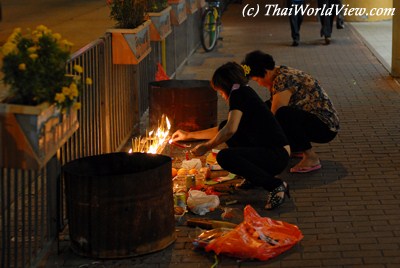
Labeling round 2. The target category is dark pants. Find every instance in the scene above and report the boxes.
[318,0,336,38]
[336,0,344,27]
[275,106,337,152]
[216,121,289,191]
[288,0,304,42]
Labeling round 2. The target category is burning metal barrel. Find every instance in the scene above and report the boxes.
[63,152,175,258]
[149,80,218,132]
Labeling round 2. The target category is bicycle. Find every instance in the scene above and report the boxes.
[200,0,223,52]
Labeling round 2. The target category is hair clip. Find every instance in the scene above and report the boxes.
[241,64,251,76]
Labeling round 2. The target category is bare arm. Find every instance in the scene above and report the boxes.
[191,110,243,156]
[171,127,218,142]
[271,89,292,114]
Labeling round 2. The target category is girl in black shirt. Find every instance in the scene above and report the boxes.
[171,62,290,210]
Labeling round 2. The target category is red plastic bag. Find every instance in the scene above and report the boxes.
[155,62,169,81]
[205,205,303,261]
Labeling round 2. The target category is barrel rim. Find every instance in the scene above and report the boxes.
[149,79,212,89]
[62,152,172,177]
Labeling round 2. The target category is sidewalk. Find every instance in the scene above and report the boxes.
[349,19,393,72]
[3,0,400,267]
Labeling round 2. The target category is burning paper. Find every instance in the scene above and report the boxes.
[130,115,171,154]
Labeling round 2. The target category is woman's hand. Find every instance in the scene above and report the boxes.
[190,143,210,157]
[171,130,189,142]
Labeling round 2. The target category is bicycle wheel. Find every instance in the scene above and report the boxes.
[200,8,220,52]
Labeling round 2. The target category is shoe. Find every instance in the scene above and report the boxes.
[235,179,254,190]
[325,37,331,45]
[337,21,344,29]
[337,24,344,29]
[265,182,290,210]
[290,164,322,173]
[292,40,299,47]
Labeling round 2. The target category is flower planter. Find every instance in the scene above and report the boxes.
[186,0,198,14]
[148,6,173,41]
[107,20,152,65]
[0,102,79,170]
[168,0,187,25]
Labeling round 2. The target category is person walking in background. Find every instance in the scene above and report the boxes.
[318,0,344,44]
[171,62,291,210]
[242,50,340,173]
[318,0,334,44]
[288,0,304,46]
[336,0,345,29]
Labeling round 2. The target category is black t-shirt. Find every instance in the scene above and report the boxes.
[229,85,288,148]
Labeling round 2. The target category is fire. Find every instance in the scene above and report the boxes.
[130,115,171,154]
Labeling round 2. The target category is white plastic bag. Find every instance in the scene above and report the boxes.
[182,158,202,170]
[187,190,220,215]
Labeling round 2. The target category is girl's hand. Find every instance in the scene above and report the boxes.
[190,143,210,156]
[171,130,189,142]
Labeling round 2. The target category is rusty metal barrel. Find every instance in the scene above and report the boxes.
[63,152,175,259]
[149,80,218,132]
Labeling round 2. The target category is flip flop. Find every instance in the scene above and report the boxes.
[290,164,322,173]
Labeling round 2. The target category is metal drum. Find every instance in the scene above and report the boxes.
[149,80,218,132]
[63,152,175,258]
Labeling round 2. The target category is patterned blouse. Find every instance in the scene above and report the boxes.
[272,66,340,132]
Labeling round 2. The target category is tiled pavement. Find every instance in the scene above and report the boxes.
[349,20,393,72]
[11,0,400,267]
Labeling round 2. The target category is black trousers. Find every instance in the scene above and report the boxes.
[288,0,304,42]
[216,121,289,191]
[318,0,336,38]
[318,0,344,37]
[275,106,337,152]
[336,0,344,26]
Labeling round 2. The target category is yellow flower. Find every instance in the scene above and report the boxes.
[69,82,78,91]
[35,33,43,39]
[18,63,26,71]
[29,53,38,60]
[73,65,83,73]
[69,83,79,99]
[52,33,62,41]
[60,39,74,48]
[1,42,17,55]
[86,77,93,85]
[2,25,81,110]
[55,93,66,103]
[27,46,37,54]
[7,28,21,43]
[36,25,48,33]
[72,102,81,111]
[13,27,22,34]
[62,86,71,96]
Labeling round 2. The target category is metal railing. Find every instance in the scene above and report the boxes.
[0,8,202,267]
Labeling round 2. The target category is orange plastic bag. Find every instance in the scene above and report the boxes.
[205,205,303,261]
[155,62,169,81]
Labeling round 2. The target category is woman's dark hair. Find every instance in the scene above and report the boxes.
[242,50,275,78]
[211,62,249,96]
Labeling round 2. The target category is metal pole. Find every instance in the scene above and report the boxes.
[392,0,400,77]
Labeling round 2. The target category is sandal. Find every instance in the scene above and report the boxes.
[290,164,321,173]
[265,182,290,210]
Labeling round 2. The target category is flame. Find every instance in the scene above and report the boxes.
[131,114,171,154]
